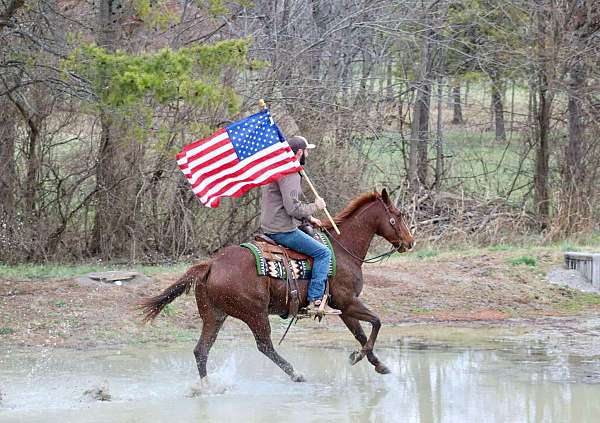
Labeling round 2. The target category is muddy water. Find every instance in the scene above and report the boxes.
[1,324,600,423]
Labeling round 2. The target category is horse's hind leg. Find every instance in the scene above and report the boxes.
[245,314,305,382]
[194,305,227,379]
[340,315,390,374]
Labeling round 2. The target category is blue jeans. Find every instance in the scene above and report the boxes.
[267,229,332,302]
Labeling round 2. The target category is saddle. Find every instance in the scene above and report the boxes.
[240,230,336,319]
[254,234,312,262]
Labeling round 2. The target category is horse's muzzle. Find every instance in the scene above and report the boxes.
[396,240,414,253]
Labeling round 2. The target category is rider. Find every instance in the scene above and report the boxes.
[260,135,341,316]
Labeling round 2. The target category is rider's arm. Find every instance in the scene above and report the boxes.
[277,173,317,219]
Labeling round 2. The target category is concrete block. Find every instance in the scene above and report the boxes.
[565,252,600,289]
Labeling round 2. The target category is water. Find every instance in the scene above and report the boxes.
[1,327,600,423]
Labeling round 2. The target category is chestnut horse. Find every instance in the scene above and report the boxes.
[139,188,414,382]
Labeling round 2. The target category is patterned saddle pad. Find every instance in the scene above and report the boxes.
[240,232,336,280]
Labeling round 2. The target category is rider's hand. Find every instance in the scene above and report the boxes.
[315,197,326,210]
[310,217,323,227]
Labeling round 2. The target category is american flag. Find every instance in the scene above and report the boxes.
[176,109,301,207]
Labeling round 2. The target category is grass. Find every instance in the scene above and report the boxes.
[0,262,192,281]
[0,327,16,335]
[362,125,534,204]
[487,244,512,252]
[557,291,600,312]
[162,303,176,317]
[510,256,537,266]
[559,241,581,252]
[414,249,440,259]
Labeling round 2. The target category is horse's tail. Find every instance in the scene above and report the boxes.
[138,261,211,323]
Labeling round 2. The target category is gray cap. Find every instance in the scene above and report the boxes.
[288,135,316,153]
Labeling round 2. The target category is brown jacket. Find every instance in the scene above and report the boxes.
[260,172,317,233]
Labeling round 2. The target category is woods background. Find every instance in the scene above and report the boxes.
[0,0,599,263]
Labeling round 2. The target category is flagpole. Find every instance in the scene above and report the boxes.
[258,99,341,235]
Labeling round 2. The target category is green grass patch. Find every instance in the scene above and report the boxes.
[510,256,537,267]
[410,307,431,314]
[363,127,534,204]
[487,244,512,252]
[558,292,600,312]
[0,262,192,281]
[414,249,439,259]
[559,241,580,252]
[0,327,16,335]
[54,300,67,308]
[162,303,176,317]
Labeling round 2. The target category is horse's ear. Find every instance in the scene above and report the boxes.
[381,188,391,205]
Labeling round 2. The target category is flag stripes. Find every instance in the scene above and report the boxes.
[176,110,301,207]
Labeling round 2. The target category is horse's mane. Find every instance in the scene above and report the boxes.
[322,191,380,229]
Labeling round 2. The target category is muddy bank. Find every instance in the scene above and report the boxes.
[1,248,599,350]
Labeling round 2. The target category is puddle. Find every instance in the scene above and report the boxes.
[1,324,600,422]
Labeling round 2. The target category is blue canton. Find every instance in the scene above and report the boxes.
[227,110,286,161]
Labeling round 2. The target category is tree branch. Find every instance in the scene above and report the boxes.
[0,0,25,30]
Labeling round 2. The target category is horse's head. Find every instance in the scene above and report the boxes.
[374,188,414,253]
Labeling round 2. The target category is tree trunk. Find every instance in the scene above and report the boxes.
[565,61,585,187]
[409,76,432,191]
[90,0,137,258]
[451,82,463,124]
[435,77,444,187]
[533,75,552,224]
[561,59,586,232]
[0,95,16,219]
[491,77,506,142]
[532,2,555,227]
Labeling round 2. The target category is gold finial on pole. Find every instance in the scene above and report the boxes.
[258,98,267,109]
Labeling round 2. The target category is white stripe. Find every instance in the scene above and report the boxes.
[196,146,295,201]
[193,144,294,196]
[204,160,299,206]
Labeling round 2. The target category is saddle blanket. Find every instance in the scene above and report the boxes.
[240,232,336,280]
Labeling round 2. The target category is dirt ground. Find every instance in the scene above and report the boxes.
[1,248,599,350]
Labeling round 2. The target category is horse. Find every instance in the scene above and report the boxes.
[138,188,414,382]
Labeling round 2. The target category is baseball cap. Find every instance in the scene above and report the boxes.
[288,135,316,153]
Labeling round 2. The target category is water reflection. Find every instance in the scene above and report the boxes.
[1,339,599,422]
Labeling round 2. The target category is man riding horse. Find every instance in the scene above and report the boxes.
[260,135,341,316]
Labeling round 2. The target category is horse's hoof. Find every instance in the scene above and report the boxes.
[375,364,391,374]
[291,372,306,382]
[349,350,364,366]
[188,377,228,396]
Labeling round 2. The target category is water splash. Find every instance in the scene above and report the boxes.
[81,382,112,402]
[188,353,237,397]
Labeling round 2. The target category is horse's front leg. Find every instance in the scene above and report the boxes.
[341,298,383,367]
[340,314,390,374]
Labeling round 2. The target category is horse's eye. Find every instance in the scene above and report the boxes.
[389,218,396,225]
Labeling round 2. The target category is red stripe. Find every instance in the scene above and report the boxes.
[205,163,302,207]
[202,155,300,203]
[193,147,293,195]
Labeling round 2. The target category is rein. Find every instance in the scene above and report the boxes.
[324,226,397,264]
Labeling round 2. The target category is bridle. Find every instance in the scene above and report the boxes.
[323,197,411,264]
